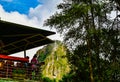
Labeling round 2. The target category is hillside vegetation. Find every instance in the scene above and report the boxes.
[37,40,70,81]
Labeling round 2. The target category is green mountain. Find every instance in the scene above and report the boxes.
[36,40,70,81]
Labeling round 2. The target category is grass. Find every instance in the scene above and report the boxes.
[0,78,40,82]
[0,78,18,82]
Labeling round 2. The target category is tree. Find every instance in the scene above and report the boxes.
[44,0,120,82]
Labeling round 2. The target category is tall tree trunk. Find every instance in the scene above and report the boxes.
[89,0,102,81]
[85,11,94,81]
[87,38,94,82]
[94,33,103,81]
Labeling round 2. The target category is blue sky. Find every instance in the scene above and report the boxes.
[0,0,41,14]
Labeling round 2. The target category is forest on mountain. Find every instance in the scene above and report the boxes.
[37,41,70,82]
[43,0,120,82]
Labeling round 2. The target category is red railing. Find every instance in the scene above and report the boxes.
[0,60,42,80]
[0,54,42,80]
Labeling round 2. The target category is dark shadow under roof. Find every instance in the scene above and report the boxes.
[0,20,55,55]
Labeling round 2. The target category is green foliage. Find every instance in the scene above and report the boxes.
[38,43,54,61]
[59,73,75,82]
[13,69,25,74]
[37,41,70,81]
[42,77,57,82]
[0,79,15,82]
[44,0,120,82]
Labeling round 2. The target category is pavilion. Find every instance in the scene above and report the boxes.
[0,20,55,57]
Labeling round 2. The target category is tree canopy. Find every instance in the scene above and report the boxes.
[44,0,120,82]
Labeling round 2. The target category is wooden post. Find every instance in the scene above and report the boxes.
[24,50,26,58]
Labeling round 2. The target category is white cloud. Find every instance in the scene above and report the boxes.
[28,0,63,41]
[0,5,39,27]
[0,0,63,59]
[29,0,63,27]
[0,0,63,30]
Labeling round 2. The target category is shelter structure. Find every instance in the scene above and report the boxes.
[0,20,55,80]
[0,20,55,57]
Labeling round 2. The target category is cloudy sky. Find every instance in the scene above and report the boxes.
[0,0,63,60]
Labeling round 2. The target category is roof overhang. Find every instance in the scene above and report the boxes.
[0,20,55,55]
